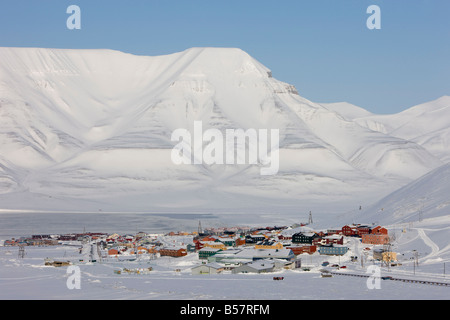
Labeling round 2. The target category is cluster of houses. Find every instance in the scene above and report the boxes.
[102,232,195,258]
[2,232,108,247]
[188,223,391,274]
[1,221,392,274]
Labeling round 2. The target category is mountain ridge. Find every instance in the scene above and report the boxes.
[0,47,445,213]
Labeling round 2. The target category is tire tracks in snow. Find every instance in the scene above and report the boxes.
[417,228,440,261]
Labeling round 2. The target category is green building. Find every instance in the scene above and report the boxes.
[198,247,222,260]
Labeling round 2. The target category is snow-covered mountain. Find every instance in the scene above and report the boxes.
[352,162,450,226]
[0,47,444,213]
[321,102,374,120]
[324,98,450,223]
[330,96,450,163]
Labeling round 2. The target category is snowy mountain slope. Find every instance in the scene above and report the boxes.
[321,101,374,120]
[347,96,450,163]
[341,162,450,269]
[0,47,444,212]
[350,162,450,226]
[284,95,441,180]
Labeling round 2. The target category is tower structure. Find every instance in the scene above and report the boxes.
[198,220,203,235]
[308,211,313,225]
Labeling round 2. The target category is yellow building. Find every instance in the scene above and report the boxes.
[202,241,227,251]
[382,251,397,262]
[254,242,284,250]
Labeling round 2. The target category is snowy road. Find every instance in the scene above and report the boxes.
[417,228,440,260]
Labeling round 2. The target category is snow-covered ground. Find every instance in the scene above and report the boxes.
[0,243,447,300]
[1,212,449,300]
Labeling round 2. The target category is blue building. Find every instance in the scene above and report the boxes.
[318,245,348,256]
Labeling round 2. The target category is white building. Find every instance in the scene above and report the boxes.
[232,260,275,274]
[209,247,295,263]
[191,262,224,275]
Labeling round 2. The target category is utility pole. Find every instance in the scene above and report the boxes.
[412,250,418,275]
[419,203,423,222]
[18,245,25,259]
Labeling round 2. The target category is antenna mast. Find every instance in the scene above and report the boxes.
[308,211,313,225]
[198,221,203,235]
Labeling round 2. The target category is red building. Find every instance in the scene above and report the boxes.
[357,226,371,237]
[159,247,187,257]
[323,235,344,245]
[327,229,341,235]
[287,245,317,255]
[371,226,388,235]
[342,225,358,236]
[362,233,390,245]
[194,240,204,251]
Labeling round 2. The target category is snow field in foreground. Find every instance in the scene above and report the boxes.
[1,233,449,300]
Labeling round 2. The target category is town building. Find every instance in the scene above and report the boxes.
[207,249,249,264]
[326,229,341,235]
[254,241,283,250]
[208,247,295,263]
[356,225,372,237]
[191,262,224,275]
[372,226,388,235]
[341,225,358,237]
[322,234,344,245]
[201,241,227,251]
[292,232,319,244]
[362,233,390,245]
[216,236,238,247]
[245,234,266,244]
[287,245,317,255]
[198,247,222,260]
[318,244,349,256]
[159,246,187,257]
[232,260,275,274]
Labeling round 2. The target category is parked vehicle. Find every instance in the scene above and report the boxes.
[273,277,284,280]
